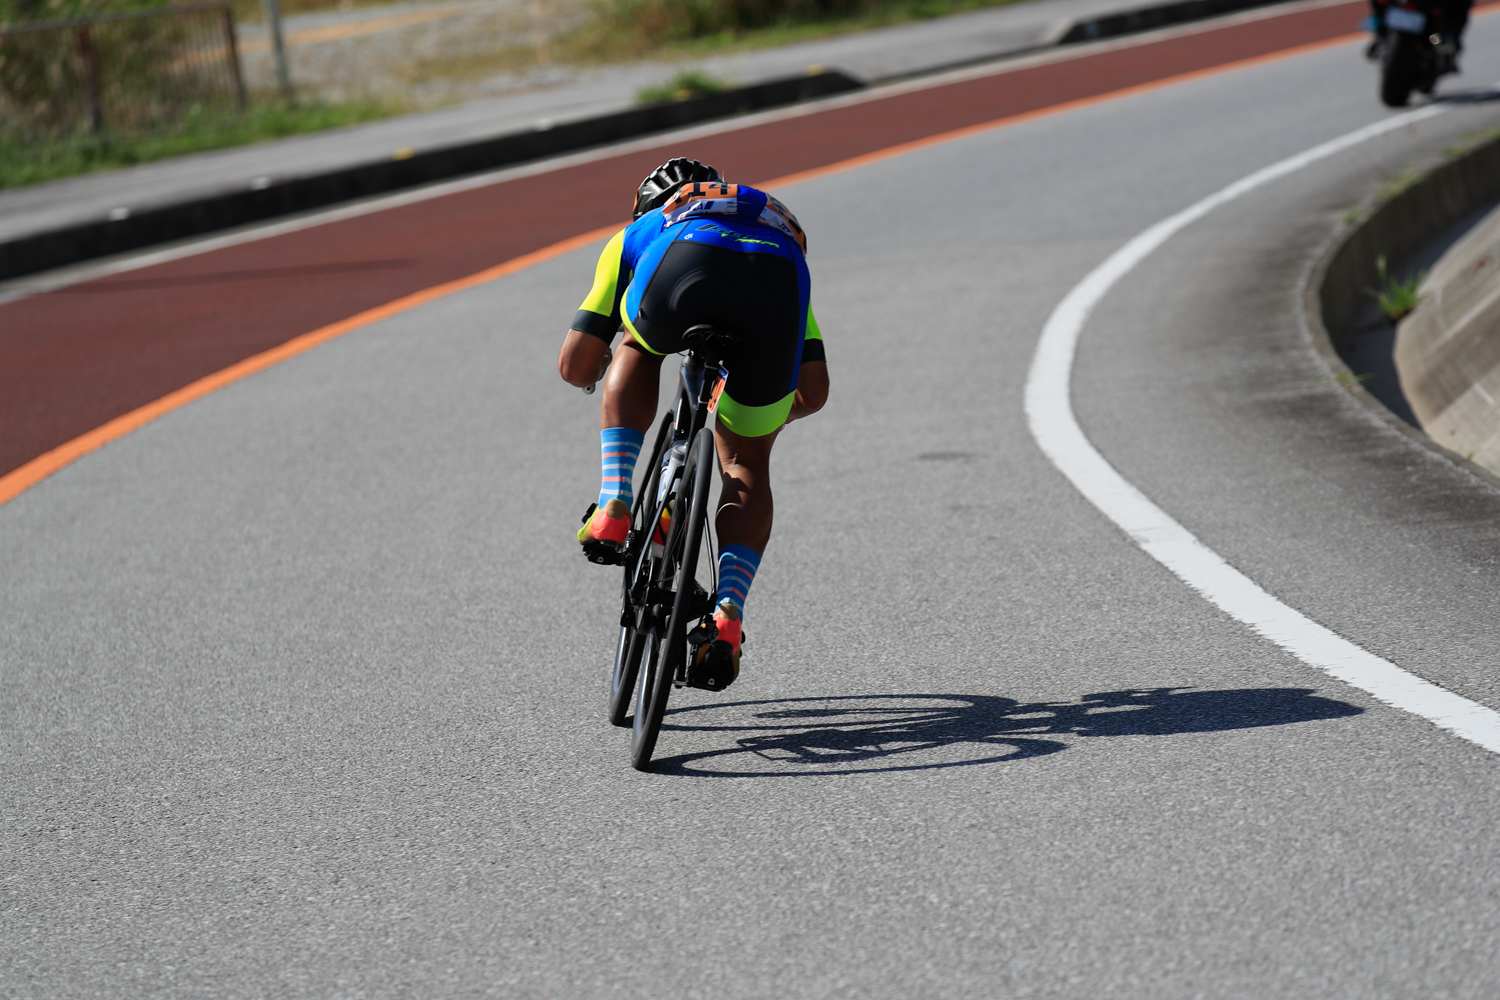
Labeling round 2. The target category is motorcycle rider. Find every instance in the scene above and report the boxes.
[1368,0,1472,70]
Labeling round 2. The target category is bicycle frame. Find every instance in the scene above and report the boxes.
[608,325,739,767]
[624,331,733,606]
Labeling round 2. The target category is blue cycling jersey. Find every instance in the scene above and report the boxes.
[572,182,818,347]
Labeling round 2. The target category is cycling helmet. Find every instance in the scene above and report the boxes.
[633,157,722,219]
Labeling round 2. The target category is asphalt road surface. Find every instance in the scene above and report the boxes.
[6,4,1500,998]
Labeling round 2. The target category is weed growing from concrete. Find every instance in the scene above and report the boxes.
[1318,370,1376,388]
[1372,254,1426,323]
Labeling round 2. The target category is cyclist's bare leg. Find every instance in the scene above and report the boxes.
[713,361,829,553]
[713,422,778,554]
[602,339,664,433]
[786,361,829,425]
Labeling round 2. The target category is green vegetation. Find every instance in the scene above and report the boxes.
[0,0,1034,190]
[569,0,1028,60]
[1441,125,1500,160]
[1376,168,1422,203]
[1372,254,1426,323]
[1318,370,1375,387]
[637,69,726,103]
[1,0,381,25]
[0,99,396,188]
[0,0,154,24]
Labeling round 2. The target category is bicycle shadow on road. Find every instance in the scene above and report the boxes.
[649,688,1362,777]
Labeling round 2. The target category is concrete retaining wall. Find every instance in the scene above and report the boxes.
[1319,136,1500,341]
[1396,203,1500,472]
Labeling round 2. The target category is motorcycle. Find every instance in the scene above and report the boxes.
[1370,0,1459,107]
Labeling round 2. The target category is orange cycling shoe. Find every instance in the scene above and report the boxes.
[578,499,630,561]
[688,602,742,691]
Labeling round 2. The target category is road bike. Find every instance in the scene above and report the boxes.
[582,324,735,770]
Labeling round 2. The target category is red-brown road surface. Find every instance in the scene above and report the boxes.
[0,0,1364,480]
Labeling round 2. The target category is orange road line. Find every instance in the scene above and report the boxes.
[0,225,619,508]
[0,24,1405,509]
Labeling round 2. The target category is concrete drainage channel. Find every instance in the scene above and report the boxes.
[1308,132,1500,486]
[0,0,1304,282]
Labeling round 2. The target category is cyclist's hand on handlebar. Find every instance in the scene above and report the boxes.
[582,347,612,394]
[558,328,612,391]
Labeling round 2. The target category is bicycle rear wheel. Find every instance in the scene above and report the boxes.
[630,426,716,770]
[607,413,675,727]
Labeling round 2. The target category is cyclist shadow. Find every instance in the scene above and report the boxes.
[650,688,1362,777]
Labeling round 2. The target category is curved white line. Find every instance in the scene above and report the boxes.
[1025,104,1500,755]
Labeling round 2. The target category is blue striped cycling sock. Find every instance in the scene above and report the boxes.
[599,427,644,509]
[716,545,762,618]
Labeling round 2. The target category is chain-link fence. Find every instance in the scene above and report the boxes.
[0,2,246,143]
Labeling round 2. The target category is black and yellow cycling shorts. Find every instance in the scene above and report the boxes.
[572,214,824,438]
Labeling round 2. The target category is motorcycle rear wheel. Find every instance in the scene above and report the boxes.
[1380,33,1420,107]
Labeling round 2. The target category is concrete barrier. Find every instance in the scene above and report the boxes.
[1308,134,1500,489]
[1395,203,1500,472]
[1317,135,1500,343]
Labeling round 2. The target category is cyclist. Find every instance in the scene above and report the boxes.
[557,157,829,691]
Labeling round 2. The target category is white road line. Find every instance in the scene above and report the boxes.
[1024,103,1500,755]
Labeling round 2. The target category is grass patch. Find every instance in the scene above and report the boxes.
[637,69,727,103]
[1441,125,1500,160]
[1371,254,1426,323]
[1376,168,1422,203]
[566,0,1030,61]
[0,98,398,189]
[1318,370,1376,387]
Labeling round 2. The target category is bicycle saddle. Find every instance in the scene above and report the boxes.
[680,324,741,364]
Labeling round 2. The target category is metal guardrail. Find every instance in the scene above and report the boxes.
[0,2,246,141]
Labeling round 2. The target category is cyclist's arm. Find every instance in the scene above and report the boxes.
[788,306,828,422]
[559,230,629,387]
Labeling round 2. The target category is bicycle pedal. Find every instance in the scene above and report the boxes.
[581,539,625,566]
[686,640,738,691]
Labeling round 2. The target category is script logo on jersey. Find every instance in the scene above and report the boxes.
[660,182,809,253]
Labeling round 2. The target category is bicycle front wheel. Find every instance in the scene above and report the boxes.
[630,426,716,771]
